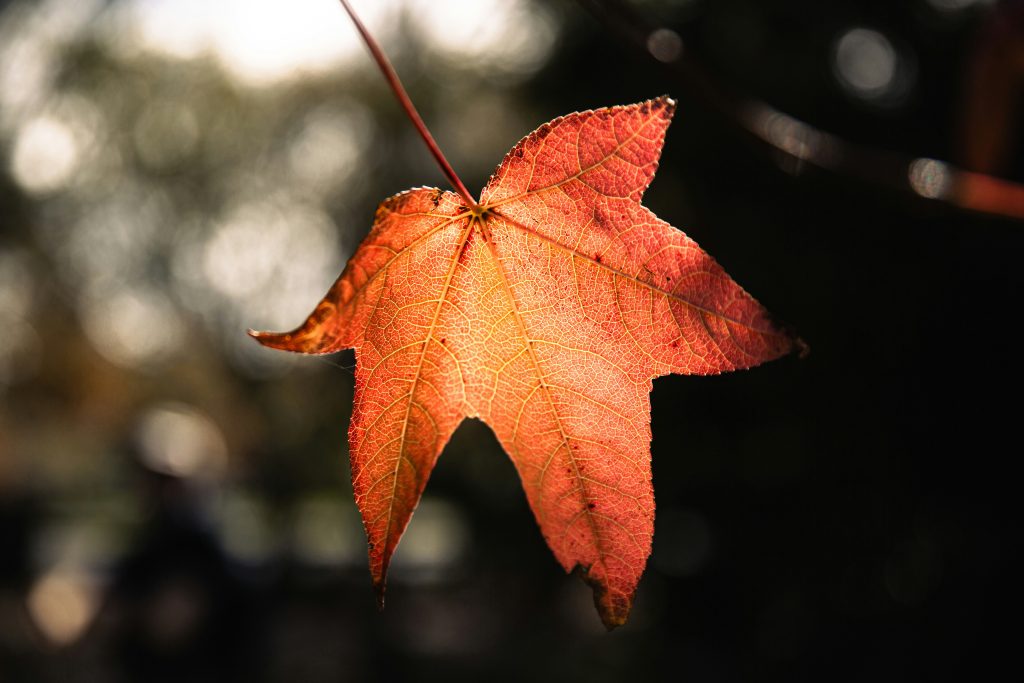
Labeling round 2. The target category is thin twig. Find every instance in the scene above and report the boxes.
[338,0,478,209]
[578,0,1024,222]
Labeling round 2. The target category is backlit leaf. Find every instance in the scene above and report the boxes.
[251,97,800,628]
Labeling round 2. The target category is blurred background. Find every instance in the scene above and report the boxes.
[1,0,1021,680]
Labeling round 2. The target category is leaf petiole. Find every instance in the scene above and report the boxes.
[337,0,479,210]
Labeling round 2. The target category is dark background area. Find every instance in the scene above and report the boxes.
[1,0,1021,681]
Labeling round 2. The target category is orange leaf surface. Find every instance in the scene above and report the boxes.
[251,97,800,628]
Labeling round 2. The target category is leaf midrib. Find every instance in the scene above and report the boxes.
[480,102,666,209]
[478,214,611,576]
[490,209,776,335]
[377,217,475,574]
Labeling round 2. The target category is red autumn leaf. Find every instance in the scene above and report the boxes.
[251,96,800,628]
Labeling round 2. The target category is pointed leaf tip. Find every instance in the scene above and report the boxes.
[655,94,676,112]
[575,565,632,630]
[247,328,294,351]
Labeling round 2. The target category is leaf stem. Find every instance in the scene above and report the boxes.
[337,0,478,210]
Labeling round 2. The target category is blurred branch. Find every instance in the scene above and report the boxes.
[578,0,1024,222]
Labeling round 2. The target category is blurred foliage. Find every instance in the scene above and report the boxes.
[1,0,1021,681]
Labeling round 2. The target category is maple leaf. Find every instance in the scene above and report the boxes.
[251,95,800,628]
